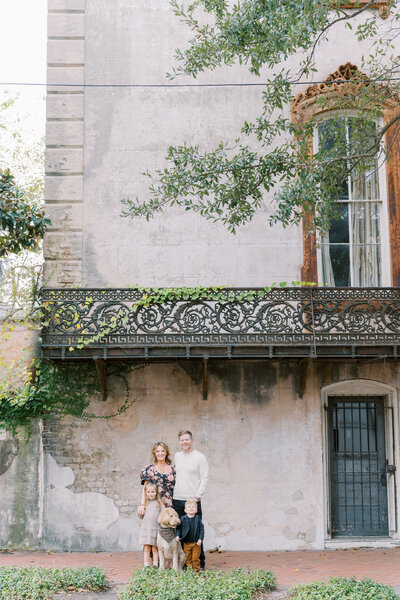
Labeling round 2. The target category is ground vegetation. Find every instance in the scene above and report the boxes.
[0,566,107,600]
[119,567,276,600]
[288,576,398,599]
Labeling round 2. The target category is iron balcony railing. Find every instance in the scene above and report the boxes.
[40,287,400,360]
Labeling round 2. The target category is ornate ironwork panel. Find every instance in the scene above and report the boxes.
[40,287,400,358]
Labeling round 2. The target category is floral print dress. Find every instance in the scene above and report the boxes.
[140,464,176,507]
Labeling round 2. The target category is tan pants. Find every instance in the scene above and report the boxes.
[183,542,201,572]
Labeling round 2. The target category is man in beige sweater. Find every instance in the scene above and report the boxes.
[173,430,209,569]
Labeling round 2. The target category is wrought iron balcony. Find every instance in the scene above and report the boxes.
[41,287,400,360]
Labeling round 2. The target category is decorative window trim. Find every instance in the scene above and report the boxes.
[337,1,390,18]
[291,63,400,286]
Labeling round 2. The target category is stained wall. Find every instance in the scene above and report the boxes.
[43,0,394,288]
[36,359,400,551]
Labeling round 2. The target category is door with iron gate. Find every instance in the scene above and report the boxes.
[328,396,389,536]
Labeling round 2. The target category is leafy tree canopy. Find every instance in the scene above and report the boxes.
[0,94,49,258]
[122,0,400,233]
[0,169,49,257]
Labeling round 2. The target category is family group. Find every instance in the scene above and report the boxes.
[137,430,209,572]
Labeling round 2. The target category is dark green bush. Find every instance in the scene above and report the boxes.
[119,567,276,600]
[0,566,107,599]
[288,576,398,600]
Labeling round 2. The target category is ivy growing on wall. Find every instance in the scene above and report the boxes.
[1,281,317,432]
[0,360,141,434]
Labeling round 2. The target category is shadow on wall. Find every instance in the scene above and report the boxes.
[180,360,283,404]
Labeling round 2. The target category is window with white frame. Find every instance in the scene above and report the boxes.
[316,116,388,287]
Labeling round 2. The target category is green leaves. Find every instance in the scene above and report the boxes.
[123,0,399,235]
[0,169,50,257]
[119,567,276,600]
[0,566,107,599]
[169,0,332,77]
[289,577,398,600]
[122,141,295,233]
[0,361,141,434]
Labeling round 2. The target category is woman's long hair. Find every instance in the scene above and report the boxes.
[143,480,164,510]
[151,441,172,465]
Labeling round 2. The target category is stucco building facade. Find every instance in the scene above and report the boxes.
[1,0,400,551]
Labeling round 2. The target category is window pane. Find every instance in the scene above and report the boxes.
[351,161,380,200]
[328,203,349,244]
[318,118,349,200]
[351,202,381,286]
[318,118,346,152]
[352,245,382,287]
[321,243,350,287]
[351,202,380,244]
[348,119,379,200]
[348,118,377,148]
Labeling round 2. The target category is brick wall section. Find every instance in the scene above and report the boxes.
[42,417,133,517]
[44,0,85,286]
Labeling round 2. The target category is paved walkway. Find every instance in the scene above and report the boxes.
[1,548,400,594]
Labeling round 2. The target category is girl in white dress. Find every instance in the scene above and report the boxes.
[138,481,163,566]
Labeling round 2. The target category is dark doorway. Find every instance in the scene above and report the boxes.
[328,396,389,536]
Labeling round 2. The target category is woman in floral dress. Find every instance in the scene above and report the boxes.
[137,442,176,516]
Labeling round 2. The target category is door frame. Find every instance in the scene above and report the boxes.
[321,379,399,541]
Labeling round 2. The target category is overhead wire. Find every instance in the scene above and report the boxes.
[0,77,399,89]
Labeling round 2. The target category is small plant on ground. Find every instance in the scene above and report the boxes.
[288,576,397,600]
[0,566,107,599]
[119,567,276,600]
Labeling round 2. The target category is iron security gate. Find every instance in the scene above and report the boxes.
[328,396,389,536]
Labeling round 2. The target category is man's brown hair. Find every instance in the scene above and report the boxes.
[178,430,193,439]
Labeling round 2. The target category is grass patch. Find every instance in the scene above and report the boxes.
[119,567,276,600]
[0,566,107,599]
[288,576,398,599]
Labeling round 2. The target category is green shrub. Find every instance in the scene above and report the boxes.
[0,566,107,599]
[288,576,398,600]
[119,567,276,600]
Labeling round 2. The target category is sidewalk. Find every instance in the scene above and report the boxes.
[1,548,400,592]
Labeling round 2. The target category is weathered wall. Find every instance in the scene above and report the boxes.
[38,359,400,551]
[0,327,41,548]
[1,358,399,550]
[38,0,400,553]
[44,0,394,288]
[0,422,42,549]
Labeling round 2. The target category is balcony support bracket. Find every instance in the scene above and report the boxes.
[202,356,209,401]
[95,358,107,401]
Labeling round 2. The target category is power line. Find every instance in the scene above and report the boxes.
[0,78,399,88]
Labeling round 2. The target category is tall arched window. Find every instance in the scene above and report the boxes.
[292,63,400,287]
[316,116,388,287]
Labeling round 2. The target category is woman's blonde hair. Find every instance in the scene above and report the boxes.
[151,441,172,465]
[143,481,164,510]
